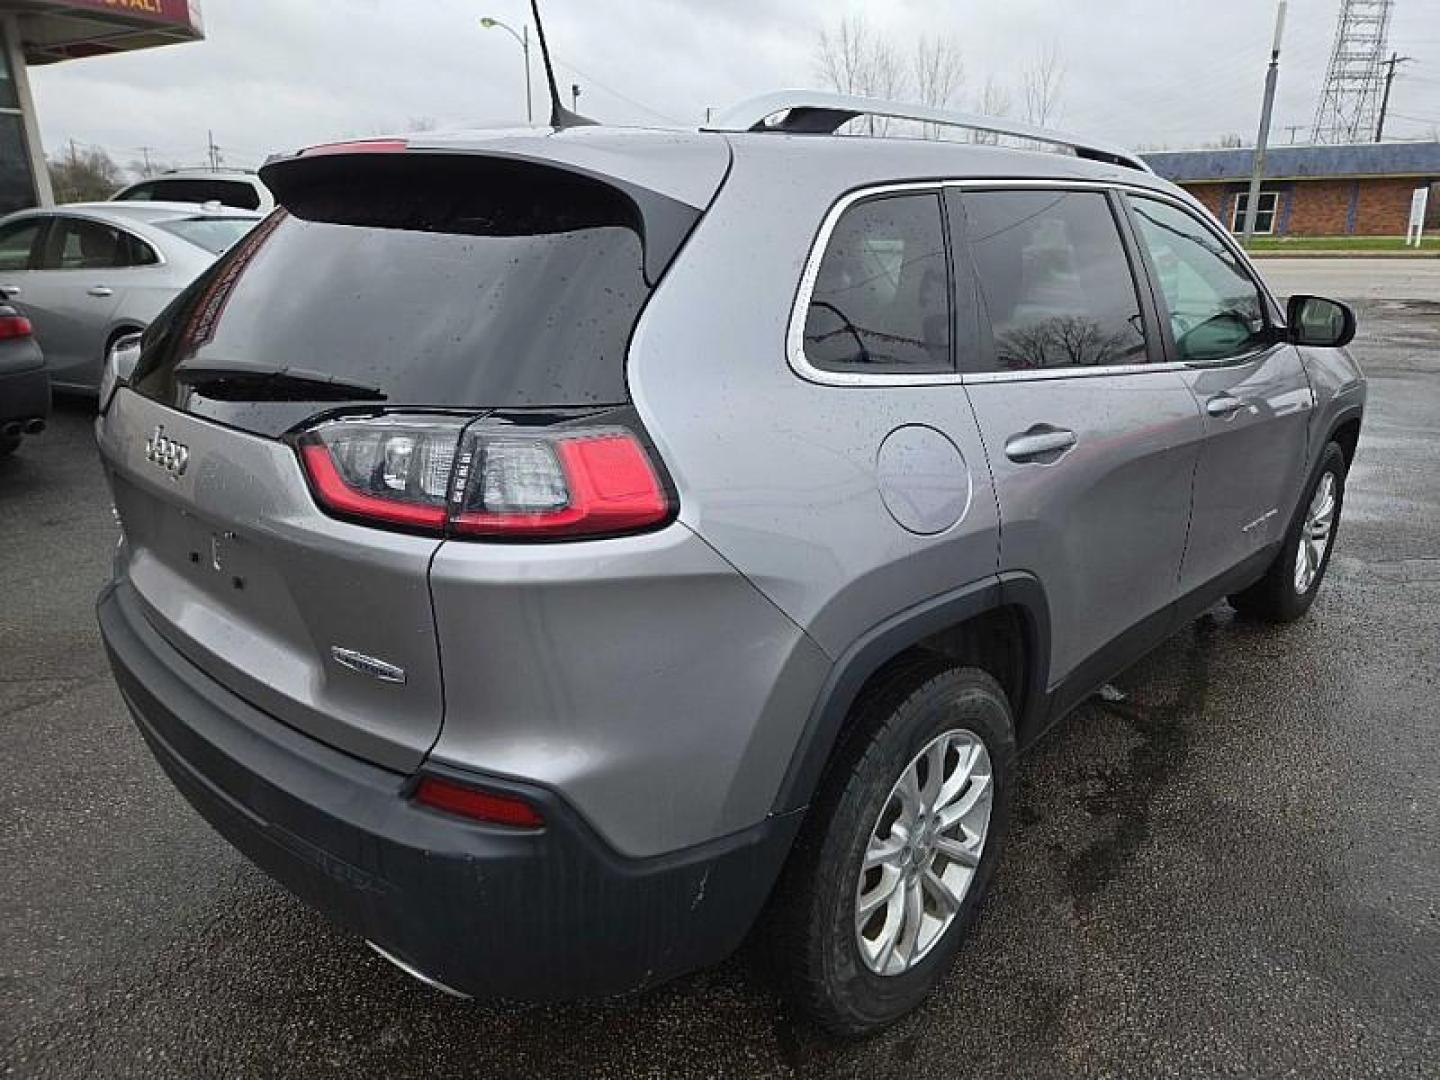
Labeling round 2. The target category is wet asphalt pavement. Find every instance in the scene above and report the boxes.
[2,268,1437,1078]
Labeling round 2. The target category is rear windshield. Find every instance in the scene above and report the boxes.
[118,178,263,210]
[131,158,666,431]
[154,216,258,254]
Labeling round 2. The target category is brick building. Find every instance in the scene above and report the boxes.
[1142,142,1440,237]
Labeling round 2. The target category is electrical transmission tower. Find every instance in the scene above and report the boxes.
[1311,0,1395,143]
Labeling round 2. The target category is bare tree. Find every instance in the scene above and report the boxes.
[972,76,1013,143]
[815,15,908,134]
[912,34,965,138]
[48,145,125,203]
[1022,43,1065,128]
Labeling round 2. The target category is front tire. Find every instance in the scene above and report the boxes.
[770,661,1015,1035]
[1230,441,1347,623]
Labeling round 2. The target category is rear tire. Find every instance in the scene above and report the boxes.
[769,660,1015,1036]
[1230,441,1347,623]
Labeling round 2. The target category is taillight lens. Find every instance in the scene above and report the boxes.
[299,415,459,530]
[452,431,668,538]
[297,414,672,541]
[413,776,544,828]
[0,313,33,340]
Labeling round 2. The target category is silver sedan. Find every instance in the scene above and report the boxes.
[0,202,261,392]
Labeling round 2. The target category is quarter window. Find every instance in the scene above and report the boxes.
[802,192,951,374]
[961,189,1149,371]
[1230,191,1278,235]
[1129,196,1270,363]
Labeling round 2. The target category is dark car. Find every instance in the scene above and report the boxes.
[0,303,47,456]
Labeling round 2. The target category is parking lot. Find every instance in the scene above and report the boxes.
[2,261,1437,1078]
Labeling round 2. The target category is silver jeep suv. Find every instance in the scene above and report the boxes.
[96,92,1365,1034]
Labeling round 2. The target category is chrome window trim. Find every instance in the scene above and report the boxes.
[786,177,1284,388]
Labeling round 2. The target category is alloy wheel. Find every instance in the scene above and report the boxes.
[854,729,994,976]
[1294,471,1338,595]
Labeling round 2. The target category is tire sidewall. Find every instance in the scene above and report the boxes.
[814,669,1015,1030]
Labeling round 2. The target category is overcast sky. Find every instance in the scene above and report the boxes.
[27,0,1440,174]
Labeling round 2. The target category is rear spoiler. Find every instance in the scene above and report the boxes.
[259,142,718,286]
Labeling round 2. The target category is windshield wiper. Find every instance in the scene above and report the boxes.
[175,364,387,402]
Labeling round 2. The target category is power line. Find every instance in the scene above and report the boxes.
[550,56,686,125]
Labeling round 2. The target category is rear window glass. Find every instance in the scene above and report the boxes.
[118,178,262,211]
[132,159,654,417]
[154,216,259,254]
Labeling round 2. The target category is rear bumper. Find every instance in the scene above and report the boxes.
[0,362,50,427]
[98,580,802,1000]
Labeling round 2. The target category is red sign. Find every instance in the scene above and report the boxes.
[52,0,201,30]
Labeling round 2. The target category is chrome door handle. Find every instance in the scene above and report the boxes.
[88,286,114,298]
[1004,427,1078,463]
[1206,394,1245,418]
[0,284,19,298]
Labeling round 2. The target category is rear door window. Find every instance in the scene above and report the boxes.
[960,189,1150,372]
[802,192,951,374]
[41,218,138,270]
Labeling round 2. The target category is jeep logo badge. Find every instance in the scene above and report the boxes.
[144,425,190,478]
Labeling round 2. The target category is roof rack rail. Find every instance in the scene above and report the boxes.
[705,90,1152,174]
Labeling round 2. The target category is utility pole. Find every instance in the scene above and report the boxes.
[1284,124,1304,144]
[1375,51,1412,141]
[207,130,220,170]
[138,146,154,175]
[1243,1,1287,245]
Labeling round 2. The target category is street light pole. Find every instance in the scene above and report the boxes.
[522,25,532,126]
[480,16,533,124]
[1242,0,1286,245]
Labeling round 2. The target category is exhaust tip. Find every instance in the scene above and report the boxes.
[23,418,45,435]
[365,940,472,1000]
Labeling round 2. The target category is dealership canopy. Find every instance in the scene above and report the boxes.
[1,1,205,213]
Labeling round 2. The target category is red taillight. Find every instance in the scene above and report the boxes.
[300,443,448,530]
[413,776,544,828]
[301,139,409,157]
[452,433,669,538]
[297,415,672,541]
[0,314,33,340]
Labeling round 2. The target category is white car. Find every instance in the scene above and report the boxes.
[111,169,275,214]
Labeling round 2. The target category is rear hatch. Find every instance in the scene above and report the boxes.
[99,133,729,770]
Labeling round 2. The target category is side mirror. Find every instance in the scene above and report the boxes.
[99,331,144,411]
[1287,294,1356,349]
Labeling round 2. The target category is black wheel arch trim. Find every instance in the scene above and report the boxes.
[772,572,1052,814]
